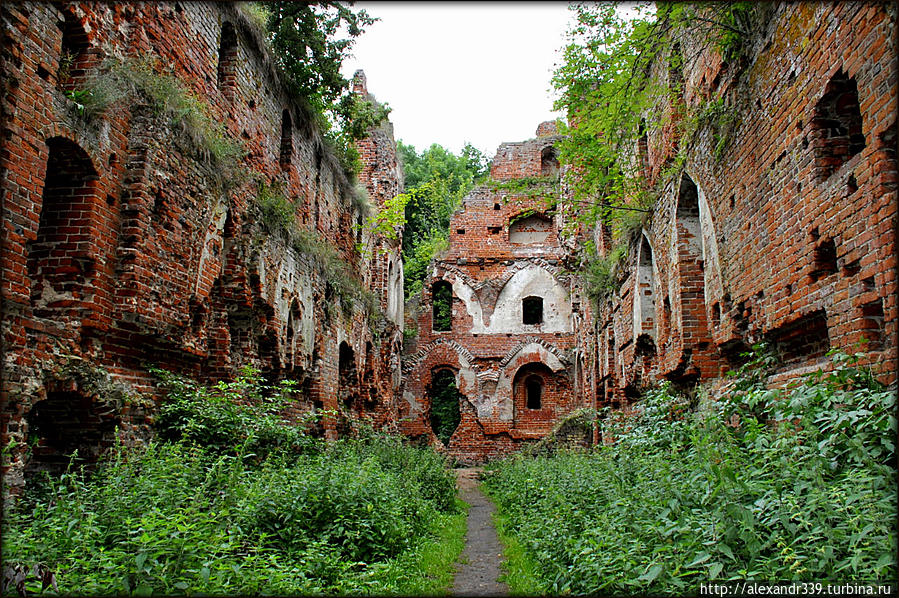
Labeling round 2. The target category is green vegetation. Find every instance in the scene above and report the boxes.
[398,142,489,299]
[428,369,463,446]
[254,183,377,315]
[260,2,391,175]
[3,371,464,596]
[582,242,627,303]
[484,349,897,595]
[71,57,244,178]
[553,2,759,296]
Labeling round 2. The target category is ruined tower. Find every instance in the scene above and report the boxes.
[402,123,590,463]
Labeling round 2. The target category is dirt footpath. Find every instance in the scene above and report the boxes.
[452,468,509,597]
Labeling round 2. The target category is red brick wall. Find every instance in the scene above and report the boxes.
[0,1,403,491]
[403,124,588,464]
[588,2,896,401]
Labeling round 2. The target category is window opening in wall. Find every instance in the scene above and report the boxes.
[509,213,552,244]
[675,173,711,350]
[522,296,543,325]
[25,391,117,483]
[637,118,649,173]
[768,309,830,366]
[812,69,865,180]
[428,369,461,446]
[57,10,91,92]
[216,22,238,92]
[525,375,542,409]
[286,299,301,370]
[637,235,655,337]
[810,237,838,281]
[859,299,884,350]
[280,109,293,167]
[493,203,501,210]
[432,280,453,331]
[488,226,501,235]
[338,341,359,411]
[28,137,99,313]
[540,146,559,177]
[456,228,465,235]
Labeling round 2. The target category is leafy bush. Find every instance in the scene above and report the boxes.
[152,366,317,458]
[485,350,897,595]
[3,435,462,595]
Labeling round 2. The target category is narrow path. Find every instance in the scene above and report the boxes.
[452,468,509,597]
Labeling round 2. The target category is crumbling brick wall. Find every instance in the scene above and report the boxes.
[0,1,404,493]
[588,1,897,405]
[403,123,592,464]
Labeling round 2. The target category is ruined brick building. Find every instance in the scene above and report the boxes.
[0,1,896,486]
[582,1,897,406]
[405,2,897,459]
[0,1,404,492]
[401,122,592,463]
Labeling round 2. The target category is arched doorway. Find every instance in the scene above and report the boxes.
[427,368,462,446]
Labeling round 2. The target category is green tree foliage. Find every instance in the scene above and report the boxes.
[261,2,390,173]
[485,350,897,594]
[554,2,760,304]
[553,2,759,224]
[398,141,489,299]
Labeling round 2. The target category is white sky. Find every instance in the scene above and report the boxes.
[341,2,575,158]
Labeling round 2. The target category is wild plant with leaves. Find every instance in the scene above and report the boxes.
[485,348,897,594]
[553,2,762,295]
[260,2,391,174]
[3,371,464,596]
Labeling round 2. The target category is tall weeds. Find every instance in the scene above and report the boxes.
[485,350,897,594]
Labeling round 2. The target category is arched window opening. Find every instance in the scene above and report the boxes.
[432,280,453,332]
[541,146,559,177]
[428,369,462,446]
[812,69,865,180]
[638,118,649,173]
[57,10,92,92]
[525,375,542,409]
[285,300,301,370]
[513,362,554,425]
[675,172,713,362]
[522,296,544,325]
[25,391,118,483]
[280,109,293,168]
[217,22,238,93]
[29,137,100,314]
[636,235,655,337]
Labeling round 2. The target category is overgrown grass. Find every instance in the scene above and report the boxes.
[484,350,897,595]
[3,373,463,596]
[72,57,245,178]
[491,508,543,595]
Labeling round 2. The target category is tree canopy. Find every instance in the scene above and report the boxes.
[398,142,489,299]
[260,2,391,172]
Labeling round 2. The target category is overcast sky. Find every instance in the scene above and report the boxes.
[340,3,574,158]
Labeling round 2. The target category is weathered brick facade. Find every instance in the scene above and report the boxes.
[402,123,594,464]
[409,2,896,462]
[0,1,404,492]
[583,2,897,407]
